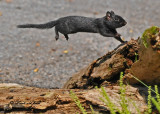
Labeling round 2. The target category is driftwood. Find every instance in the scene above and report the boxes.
[0,83,147,113]
[1,27,160,113]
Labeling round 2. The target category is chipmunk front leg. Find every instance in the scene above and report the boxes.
[114,33,127,43]
[99,29,125,43]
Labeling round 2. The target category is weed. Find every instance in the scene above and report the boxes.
[100,87,117,114]
[71,73,160,114]
[147,86,152,113]
[70,90,87,114]
[134,52,138,62]
[119,72,130,114]
[90,105,95,114]
[155,85,160,104]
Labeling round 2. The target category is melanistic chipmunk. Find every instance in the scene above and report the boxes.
[18,11,127,43]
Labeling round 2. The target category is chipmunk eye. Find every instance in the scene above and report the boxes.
[114,17,119,21]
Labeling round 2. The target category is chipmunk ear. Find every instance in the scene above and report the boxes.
[110,11,115,15]
[106,11,112,20]
[106,11,111,17]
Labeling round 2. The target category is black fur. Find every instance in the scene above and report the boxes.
[17,21,57,29]
[17,11,127,43]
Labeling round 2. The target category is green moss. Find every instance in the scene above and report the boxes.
[141,26,159,48]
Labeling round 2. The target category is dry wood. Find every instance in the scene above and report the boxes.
[0,83,147,113]
[124,27,160,85]
[63,39,139,89]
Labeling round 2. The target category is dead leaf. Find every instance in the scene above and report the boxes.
[129,29,133,33]
[51,49,56,52]
[67,0,74,2]
[5,0,12,3]
[93,12,99,15]
[0,12,2,16]
[49,48,56,53]
[122,37,125,41]
[63,50,68,54]
[36,42,40,47]
[34,68,39,72]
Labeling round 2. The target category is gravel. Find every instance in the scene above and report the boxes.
[0,0,160,88]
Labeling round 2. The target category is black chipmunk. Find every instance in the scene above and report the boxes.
[17,11,127,43]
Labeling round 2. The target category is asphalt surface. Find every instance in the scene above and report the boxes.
[0,0,160,88]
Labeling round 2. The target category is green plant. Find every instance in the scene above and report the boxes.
[155,85,160,104]
[71,72,160,114]
[134,52,138,62]
[70,90,87,114]
[119,72,130,114]
[141,26,159,48]
[151,85,160,113]
[131,75,160,113]
[100,72,131,114]
[151,98,160,113]
[90,105,95,114]
[100,87,117,114]
[128,98,141,114]
[147,86,152,113]
[132,75,155,93]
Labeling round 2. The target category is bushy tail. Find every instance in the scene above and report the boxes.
[17,20,57,29]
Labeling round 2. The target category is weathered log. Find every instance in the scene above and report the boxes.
[124,26,160,85]
[0,83,147,113]
[63,39,139,89]
[64,27,160,89]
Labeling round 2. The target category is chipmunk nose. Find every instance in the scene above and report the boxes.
[124,21,127,25]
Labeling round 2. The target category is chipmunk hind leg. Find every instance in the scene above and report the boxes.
[64,34,69,40]
[55,27,59,40]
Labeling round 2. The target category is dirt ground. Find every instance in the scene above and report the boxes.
[0,0,160,88]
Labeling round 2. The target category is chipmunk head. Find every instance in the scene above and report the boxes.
[105,11,127,29]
